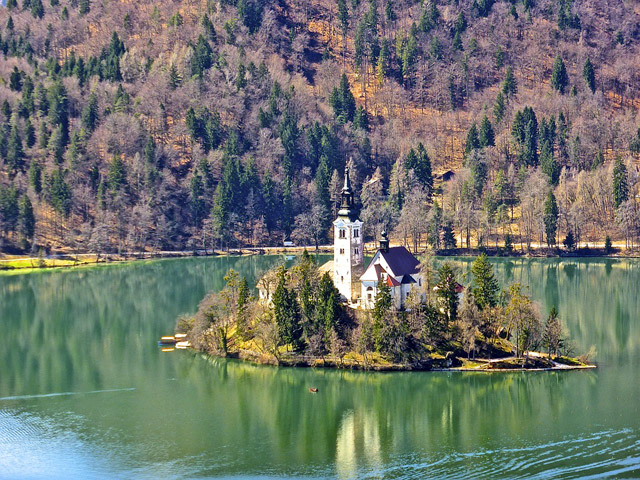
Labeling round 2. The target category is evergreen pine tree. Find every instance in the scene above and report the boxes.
[48,167,72,216]
[542,306,562,357]
[31,0,44,18]
[236,277,250,340]
[583,58,595,93]
[544,190,559,246]
[7,125,24,174]
[436,263,459,323]
[551,55,569,94]
[81,92,99,132]
[107,154,127,192]
[612,158,629,208]
[494,92,506,122]
[25,118,36,148]
[465,123,480,154]
[471,253,500,310]
[373,279,392,351]
[29,161,42,194]
[19,194,35,240]
[169,64,181,90]
[502,66,517,97]
[479,115,495,147]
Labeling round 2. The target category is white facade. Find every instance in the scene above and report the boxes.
[333,217,364,301]
[359,246,423,310]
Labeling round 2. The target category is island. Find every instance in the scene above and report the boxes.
[175,250,594,372]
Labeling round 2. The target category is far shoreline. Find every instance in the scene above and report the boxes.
[2,243,638,273]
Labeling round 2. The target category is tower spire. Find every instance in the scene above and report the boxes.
[337,165,356,220]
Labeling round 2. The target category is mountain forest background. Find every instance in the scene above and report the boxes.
[1,0,640,255]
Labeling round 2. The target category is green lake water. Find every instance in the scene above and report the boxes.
[0,255,639,479]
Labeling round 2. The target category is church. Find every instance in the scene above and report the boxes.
[330,167,423,310]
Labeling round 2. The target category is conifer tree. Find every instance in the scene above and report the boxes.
[31,0,44,18]
[7,125,24,174]
[583,58,595,93]
[465,123,480,154]
[81,92,99,132]
[9,67,22,91]
[494,92,506,122]
[436,263,459,323]
[373,279,392,351]
[551,55,569,94]
[544,190,558,246]
[542,306,562,357]
[470,253,500,310]
[25,118,36,148]
[48,167,72,216]
[502,66,517,97]
[107,154,127,192]
[169,64,181,90]
[612,158,629,209]
[236,277,250,340]
[19,194,35,241]
[479,115,495,147]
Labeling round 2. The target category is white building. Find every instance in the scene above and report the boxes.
[359,232,423,310]
[333,167,364,302]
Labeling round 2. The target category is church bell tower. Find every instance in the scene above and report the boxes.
[333,166,364,302]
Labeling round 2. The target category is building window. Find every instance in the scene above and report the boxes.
[354,248,359,256]
[354,229,359,238]
[418,278,422,287]
[341,276,344,282]
[367,294,372,300]
[339,229,346,239]
[339,248,345,255]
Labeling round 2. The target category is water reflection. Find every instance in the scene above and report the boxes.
[0,256,639,478]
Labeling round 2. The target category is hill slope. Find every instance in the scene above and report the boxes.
[1,0,640,254]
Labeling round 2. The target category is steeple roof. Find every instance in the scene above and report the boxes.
[337,166,359,222]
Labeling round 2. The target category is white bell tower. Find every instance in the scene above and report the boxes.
[333,166,364,302]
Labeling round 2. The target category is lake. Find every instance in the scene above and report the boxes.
[0,255,639,479]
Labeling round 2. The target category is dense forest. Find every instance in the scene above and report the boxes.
[0,0,639,254]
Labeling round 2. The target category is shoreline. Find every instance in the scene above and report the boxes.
[2,244,638,273]
[182,348,596,373]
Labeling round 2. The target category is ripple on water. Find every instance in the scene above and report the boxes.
[352,429,640,480]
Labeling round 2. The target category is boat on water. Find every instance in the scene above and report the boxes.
[158,336,177,346]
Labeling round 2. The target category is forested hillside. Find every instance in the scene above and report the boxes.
[1,0,640,254]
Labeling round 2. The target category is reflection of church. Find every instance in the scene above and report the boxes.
[327,167,422,310]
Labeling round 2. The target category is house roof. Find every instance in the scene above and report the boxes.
[387,275,401,287]
[401,274,416,284]
[380,247,420,276]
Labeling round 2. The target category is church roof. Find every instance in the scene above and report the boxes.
[380,246,420,277]
[360,246,421,284]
